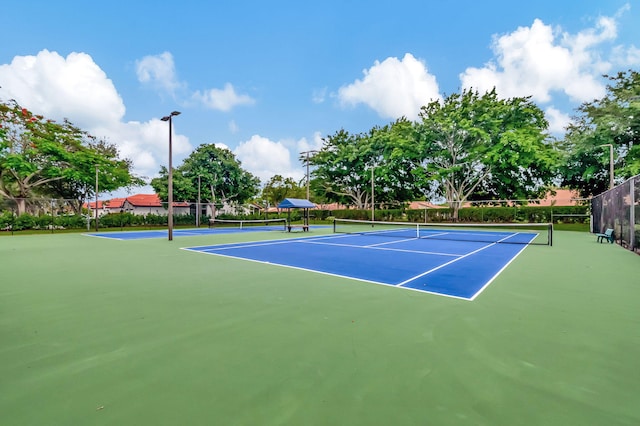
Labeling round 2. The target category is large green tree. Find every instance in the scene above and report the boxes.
[368,118,424,206]
[262,174,305,207]
[310,119,423,209]
[309,129,377,209]
[151,144,260,206]
[0,100,141,214]
[560,70,640,197]
[415,89,559,219]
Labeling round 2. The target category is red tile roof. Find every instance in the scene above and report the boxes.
[104,197,126,209]
[125,194,163,207]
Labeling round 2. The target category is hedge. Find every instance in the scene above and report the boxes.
[0,205,590,232]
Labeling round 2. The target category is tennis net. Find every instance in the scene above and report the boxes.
[333,218,553,246]
[209,218,287,231]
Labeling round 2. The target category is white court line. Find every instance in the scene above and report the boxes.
[184,232,357,252]
[397,233,518,286]
[468,238,532,301]
[182,247,472,301]
[299,239,461,257]
[366,237,418,247]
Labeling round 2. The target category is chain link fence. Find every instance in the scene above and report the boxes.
[0,198,285,233]
[591,175,639,253]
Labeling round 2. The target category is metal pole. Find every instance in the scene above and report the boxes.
[371,166,375,222]
[300,150,318,200]
[162,111,180,241]
[95,165,99,231]
[168,117,173,240]
[599,144,614,189]
[306,152,311,200]
[608,144,614,189]
[197,175,201,228]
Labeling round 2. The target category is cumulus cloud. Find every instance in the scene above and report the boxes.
[136,51,184,96]
[192,83,255,111]
[137,52,255,112]
[234,135,297,183]
[459,16,619,103]
[338,53,441,121]
[0,50,192,183]
[0,49,125,127]
[544,106,572,134]
[234,133,324,184]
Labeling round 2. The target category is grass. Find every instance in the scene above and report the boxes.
[1,229,639,425]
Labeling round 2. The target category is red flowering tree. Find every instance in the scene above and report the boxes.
[0,99,141,214]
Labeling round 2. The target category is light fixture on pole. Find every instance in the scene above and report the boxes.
[599,144,614,189]
[161,111,181,241]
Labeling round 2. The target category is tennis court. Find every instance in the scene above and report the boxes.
[183,226,540,300]
[85,218,302,240]
[2,225,640,425]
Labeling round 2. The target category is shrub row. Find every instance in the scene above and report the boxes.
[312,205,589,224]
[0,205,589,231]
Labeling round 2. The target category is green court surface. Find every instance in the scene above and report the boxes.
[1,229,639,425]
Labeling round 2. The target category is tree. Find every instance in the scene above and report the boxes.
[309,121,423,209]
[42,134,144,213]
[415,89,558,219]
[309,129,377,209]
[0,100,141,214]
[150,144,260,206]
[560,70,640,197]
[368,118,424,206]
[262,175,305,207]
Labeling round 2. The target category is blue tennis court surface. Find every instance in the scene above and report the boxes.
[84,225,325,240]
[183,232,536,300]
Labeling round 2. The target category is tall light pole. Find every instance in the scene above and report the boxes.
[95,165,99,231]
[161,111,181,241]
[196,175,201,228]
[300,150,318,200]
[370,164,376,222]
[599,144,614,189]
[301,150,318,227]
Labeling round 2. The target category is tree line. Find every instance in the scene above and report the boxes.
[2,70,638,218]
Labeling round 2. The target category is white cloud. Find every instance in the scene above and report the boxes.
[459,16,620,103]
[192,83,255,111]
[136,52,184,95]
[0,50,193,183]
[228,120,239,134]
[234,135,300,183]
[338,53,441,121]
[545,106,572,134]
[0,50,125,127]
[233,134,323,184]
[312,87,327,104]
[611,44,640,66]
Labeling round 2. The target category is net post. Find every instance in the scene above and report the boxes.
[549,223,553,246]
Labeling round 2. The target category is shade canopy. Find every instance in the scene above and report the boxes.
[277,198,316,209]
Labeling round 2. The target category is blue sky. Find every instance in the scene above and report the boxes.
[1,1,638,195]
